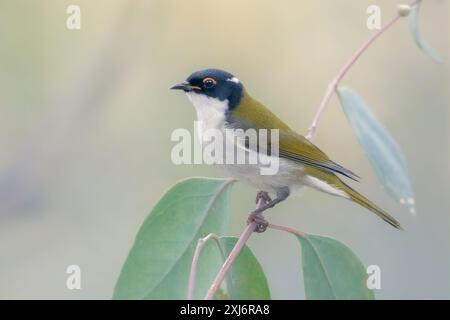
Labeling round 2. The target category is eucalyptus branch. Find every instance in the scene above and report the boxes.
[203,198,267,300]
[268,223,307,238]
[306,0,420,141]
[187,233,220,300]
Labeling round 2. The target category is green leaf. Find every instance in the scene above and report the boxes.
[337,87,415,214]
[408,0,443,63]
[297,234,375,300]
[218,237,271,300]
[113,177,235,299]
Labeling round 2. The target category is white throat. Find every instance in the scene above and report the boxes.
[186,92,228,138]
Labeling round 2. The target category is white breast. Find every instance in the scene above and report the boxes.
[186,92,228,139]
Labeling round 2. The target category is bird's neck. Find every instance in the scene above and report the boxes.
[186,92,229,142]
[227,90,292,132]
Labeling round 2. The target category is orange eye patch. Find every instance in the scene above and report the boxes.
[202,77,217,88]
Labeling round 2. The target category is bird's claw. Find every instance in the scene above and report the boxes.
[247,212,269,233]
[255,191,272,204]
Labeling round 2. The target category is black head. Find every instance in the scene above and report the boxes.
[171,69,244,110]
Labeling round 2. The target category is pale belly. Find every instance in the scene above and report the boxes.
[207,137,347,199]
[202,131,307,195]
[218,158,306,194]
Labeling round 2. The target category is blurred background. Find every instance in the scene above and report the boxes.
[0,0,448,299]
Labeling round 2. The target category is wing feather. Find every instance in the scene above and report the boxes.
[226,91,359,181]
[278,131,360,181]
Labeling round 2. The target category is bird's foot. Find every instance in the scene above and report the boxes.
[255,191,272,204]
[251,201,277,216]
[247,212,269,233]
[249,188,289,233]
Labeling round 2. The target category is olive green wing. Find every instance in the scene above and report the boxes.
[278,131,360,181]
[227,91,359,181]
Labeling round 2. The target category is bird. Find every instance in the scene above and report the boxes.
[171,68,402,230]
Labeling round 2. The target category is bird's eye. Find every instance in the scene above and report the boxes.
[202,77,217,89]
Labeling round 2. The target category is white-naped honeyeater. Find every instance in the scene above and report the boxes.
[171,69,401,230]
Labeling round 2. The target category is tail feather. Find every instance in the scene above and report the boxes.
[340,182,402,230]
[304,167,402,229]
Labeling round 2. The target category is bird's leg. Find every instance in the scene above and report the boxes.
[247,212,269,233]
[248,187,290,233]
[253,187,290,215]
[248,191,271,233]
[255,191,272,204]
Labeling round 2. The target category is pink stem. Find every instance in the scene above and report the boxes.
[203,200,265,300]
[268,223,307,238]
[187,233,219,300]
[306,1,419,141]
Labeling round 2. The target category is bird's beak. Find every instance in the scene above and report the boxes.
[170,81,201,92]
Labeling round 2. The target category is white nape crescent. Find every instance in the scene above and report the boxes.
[227,77,240,84]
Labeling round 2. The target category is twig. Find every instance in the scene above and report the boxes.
[203,199,266,300]
[187,233,220,300]
[268,223,307,238]
[305,0,420,141]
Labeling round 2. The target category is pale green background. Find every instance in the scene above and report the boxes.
[0,0,448,299]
